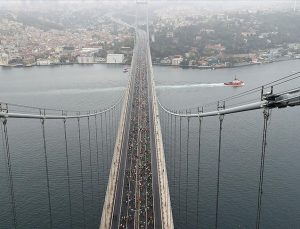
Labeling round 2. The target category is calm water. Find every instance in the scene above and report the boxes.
[0,60,300,228]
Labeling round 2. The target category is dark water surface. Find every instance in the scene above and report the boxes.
[0,60,300,228]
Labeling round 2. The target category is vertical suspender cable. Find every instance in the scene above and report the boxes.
[100,113,105,179]
[170,113,173,186]
[104,112,109,173]
[167,112,170,167]
[178,117,182,222]
[87,117,94,209]
[215,115,224,229]
[1,120,17,229]
[41,118,53,229]
[108,109,112,161]
[173,114,177,198]
[112,107,116,144]
[256,109,270,229]
[111,109,114,146]
[77,117,86,229]
[196,114,203,227]
[94,114,101,214]
[63,119,73,228]
[185,117,190,226]
[111,108,114,155]
[163,109,166,148]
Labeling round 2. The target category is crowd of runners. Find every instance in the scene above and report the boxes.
[118,46,154,229]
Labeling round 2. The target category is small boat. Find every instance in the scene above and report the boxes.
[224,76,245,87]
[123,67,129,73]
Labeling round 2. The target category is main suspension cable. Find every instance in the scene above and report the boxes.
[0,90,126,117]
[200,71,300,108]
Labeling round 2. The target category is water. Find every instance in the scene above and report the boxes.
[0,60,300,228]
[155,60,300,229]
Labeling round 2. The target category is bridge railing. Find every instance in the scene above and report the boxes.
[146,34,174,229]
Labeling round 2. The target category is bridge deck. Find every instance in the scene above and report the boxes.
[110,33,161,229]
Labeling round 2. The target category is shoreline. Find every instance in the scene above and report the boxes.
[1,58,299,70]
[153,57,300,70]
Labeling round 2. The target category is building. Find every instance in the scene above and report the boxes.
[36,59,51,66]
[106,54,124,64]
[0,53,9,66]
[120,47,132,56]
[95,57,106,63]
[171,56,183,66]
[77,56,95,64]
[160,57,171,65]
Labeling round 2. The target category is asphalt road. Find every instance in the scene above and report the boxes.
[111,32,161,229]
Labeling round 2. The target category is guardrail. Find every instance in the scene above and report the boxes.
[146,35,174,229]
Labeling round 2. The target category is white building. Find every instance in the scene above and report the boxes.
[36,59,51,66]
[0,53,9,66]
[171,57,183,66]
[106,54,124,64]
[77,56,95,64]
[95,57,106,63]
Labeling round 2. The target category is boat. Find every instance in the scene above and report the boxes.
[224,76,245,87]
[123,66,129,73]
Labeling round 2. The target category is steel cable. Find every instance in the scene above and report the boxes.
[178,117,182,222]
[77,118,86,229]
[108,110,112,163]
[215,115,224,229]
[63,119,73,228]
[256,109,270,229]
[94,115,101,214]
[1,120,17,229]
[170,113,173,189]
[104,112,109,174]
[173,114,177,202]
[87,117,94,213]
[185,117,190,226]
[100,113,105,181]
[196,115,203,227]
[41,119,53,229]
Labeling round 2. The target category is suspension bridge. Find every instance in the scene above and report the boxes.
[1,6,300,229]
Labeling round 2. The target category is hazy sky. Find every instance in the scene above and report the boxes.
[0,0,297,13]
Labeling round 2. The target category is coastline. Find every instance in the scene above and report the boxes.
[1,57,299,70]
[153,57,300,70]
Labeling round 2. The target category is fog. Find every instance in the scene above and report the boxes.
[0,0,297,13]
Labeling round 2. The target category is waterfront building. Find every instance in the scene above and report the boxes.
[36,59,51,66]
[171,55,183,66]
[106,54,124,64]
[0,53,9,66]
[77,56,95,64]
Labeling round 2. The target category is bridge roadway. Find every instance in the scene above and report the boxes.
[110,32,162,228]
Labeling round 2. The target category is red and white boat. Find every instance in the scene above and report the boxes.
[224,76,245,87]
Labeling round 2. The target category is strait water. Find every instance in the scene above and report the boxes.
[0,60,300,228]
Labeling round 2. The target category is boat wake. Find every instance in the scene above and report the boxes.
[156,83,227,90]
